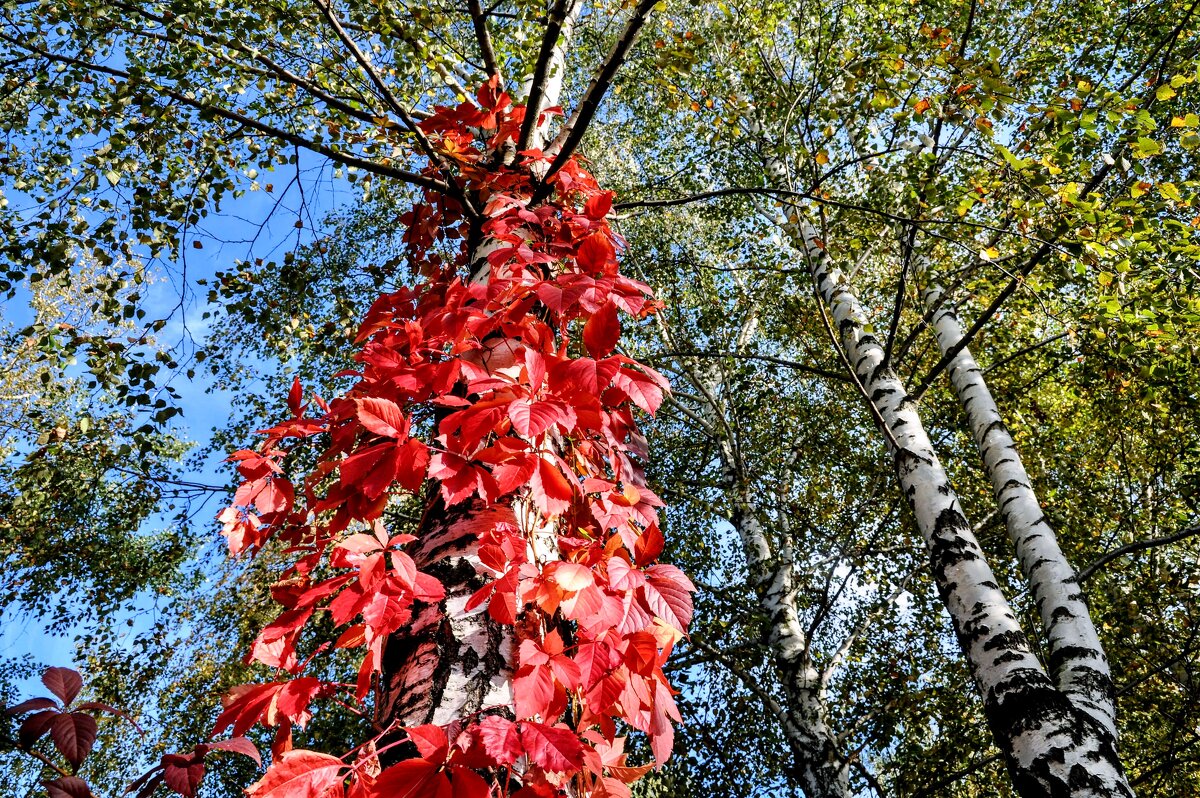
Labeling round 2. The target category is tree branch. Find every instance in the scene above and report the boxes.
[982,331,1069,374]
[1076,525,1200,583]
[1,36,448,193]
[467,0,502,82]
[535,0,660,194]
[651,349,851,383]
[516,0,578,151]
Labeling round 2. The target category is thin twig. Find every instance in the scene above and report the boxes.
[652,349,850,383]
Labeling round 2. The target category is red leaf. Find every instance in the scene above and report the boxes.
[356,397,410,438]
[396,437,431,492]
[246,750,344,798]
[213,683,284,737]
[406,724,449,763]
[50,712,97,767]
[554,357,619,398]
[476,716,521,766]
[507,398,563,439]
[449,768,491,798]
[550,562,594,592]
[43,776,91,798]
[518,722,584,773]
[5,697,57,715]
[633,524,664,567]
[529,458,574,517]
[208,736,262,765]
[271,678,326,729]
[576,232,615,274]
[288,376,304,413]
[613,368,663,416]
[584,191,614,220]
[513,665,555,721]
[18,709,59,748]
[583,302,620,358]
[642,565,695,633]
[41,667,83,706]
[368,759,446,798]
[162,754,205,797]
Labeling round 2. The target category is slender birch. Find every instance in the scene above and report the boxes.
[787,217,1134,798]
[653,302,852,796]
[921,276,1118,738]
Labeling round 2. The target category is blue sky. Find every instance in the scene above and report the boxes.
[0,153,357,693]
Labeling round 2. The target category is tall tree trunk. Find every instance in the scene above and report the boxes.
[660,310,850,797]
[786,219,1134,798]
[922,279,1118,738]
[379,13,584,733]
[727,493,850,798]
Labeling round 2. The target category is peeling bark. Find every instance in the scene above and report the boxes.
[786,220,1133,798]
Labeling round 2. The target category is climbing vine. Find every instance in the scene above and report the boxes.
[215,80,693,798]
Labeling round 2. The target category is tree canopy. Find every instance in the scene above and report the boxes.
[2,0,1199,796]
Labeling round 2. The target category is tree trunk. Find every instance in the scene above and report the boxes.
[787,219,1133,798]
[728,497,850,798]
[665,313,851,797]
[378,15,583,738]
[922,279,1118,737]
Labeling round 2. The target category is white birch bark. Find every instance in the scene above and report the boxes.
[662,305,850,797]
[383,25,586,728]
[922,280,1118,739]
[784,218,1133,798]
[723,462,849,798]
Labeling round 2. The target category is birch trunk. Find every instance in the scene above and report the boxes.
[728,497,849,798]
[666,313,850,797]
[380,29,582,733]
[785,219,1133,798]
[922,280,1118,738]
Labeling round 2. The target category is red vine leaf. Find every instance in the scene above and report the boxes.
[41,667,83,706]
[50,712,97,767]
[43,776,91,798]
[518,722,584,773]
[356,397,409,439]
[5,697,57,715]
[245,749,344,798]
[18,709,59,748]
[583,301,620,358]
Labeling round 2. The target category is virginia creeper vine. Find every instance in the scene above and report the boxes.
[214,80,693,798]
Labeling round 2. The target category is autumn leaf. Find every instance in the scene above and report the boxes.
[246,750,345,798]
[519,721,584,772]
